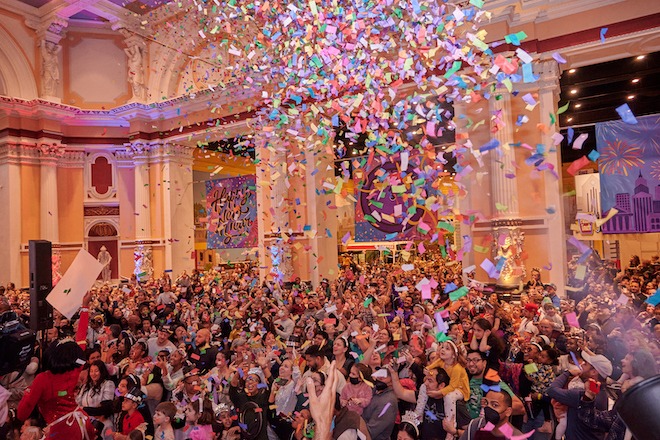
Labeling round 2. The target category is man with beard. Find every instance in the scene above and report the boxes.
[456,390,523,440]
[547,352,612,440]
[303,344,346,393]
[464,350,524,420]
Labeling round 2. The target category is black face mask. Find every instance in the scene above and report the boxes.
[483,406,503,425]
[349,377,360,385]
[374,380,388,391]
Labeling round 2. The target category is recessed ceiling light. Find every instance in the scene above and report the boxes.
[627,95,635,100]
[575,103,582,108]
[632,78,640,83]
[636,55,645,60]
[570,89,578,95]
[568,69,576,73]
[567,117,573,122]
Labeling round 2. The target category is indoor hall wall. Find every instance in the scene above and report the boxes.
[62,31,130,109]
[611,233,660,268]
[149,161,164,240]
[117,167,136,278]
[20,163,40,286]
[0,9,38,98]
[57,167,84,243]
[56,166,84,280]
[484,1,660,44]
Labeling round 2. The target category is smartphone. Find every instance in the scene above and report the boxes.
[588,379,601,394]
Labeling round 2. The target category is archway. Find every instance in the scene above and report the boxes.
[0,24,38,99]
[87,221,119,281]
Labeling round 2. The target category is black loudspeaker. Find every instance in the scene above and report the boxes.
[29,240,53,331]
[615,375,660,439]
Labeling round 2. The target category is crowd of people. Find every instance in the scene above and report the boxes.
[0,251,658,440]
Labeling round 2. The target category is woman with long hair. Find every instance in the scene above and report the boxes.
[76,359,115,434]
[331,336,353,378]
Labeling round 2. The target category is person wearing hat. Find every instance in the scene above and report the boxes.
[116,387,146,437]
[518,303,539,339]
[547,352,612,440]
[227,365,269,440]
[147,325,177,360]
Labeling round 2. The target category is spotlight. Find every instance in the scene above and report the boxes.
[570,89,578,95]
[636,55,645,60]
[632,78,640,83]
[575,103,582,108]
[567,117,574,122]
[568,69,576,73]
[627,95,635,100]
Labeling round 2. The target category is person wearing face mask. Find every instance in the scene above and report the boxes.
[340,363,373,415]
[362,367,398,440]
[458,390,523,440]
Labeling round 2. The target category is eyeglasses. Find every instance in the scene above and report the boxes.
[466,358,483,364]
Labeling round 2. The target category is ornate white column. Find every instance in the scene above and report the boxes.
[126,142,153,280]
[489,91,520,217]
[304,143,339,285]
[536,59,568,292]
[0,141,24,284]
[488,91,525,288]
[159,143,195,276]
[130,143,152,240]
[39,142,64,243]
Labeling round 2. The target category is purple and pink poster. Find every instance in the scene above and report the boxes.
[597,114,660,234]
[206,175,258,248]
[354,160,444,242]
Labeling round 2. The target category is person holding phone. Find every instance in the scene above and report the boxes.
[547,352,612,440]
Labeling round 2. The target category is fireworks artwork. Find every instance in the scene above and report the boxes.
[597,139,645,176]
[650,159,660,181]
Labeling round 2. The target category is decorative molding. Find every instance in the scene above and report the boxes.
[59,150,86,168]
[472,217,548,232]
[84,205,120,216]
[554,27,660,69]
[85,152,118,200]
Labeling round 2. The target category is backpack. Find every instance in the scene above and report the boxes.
[0,312,36,376]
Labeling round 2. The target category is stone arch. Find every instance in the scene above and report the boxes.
[0,24,38,99]
[85,218,119,237]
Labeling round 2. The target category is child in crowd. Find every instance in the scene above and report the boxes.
[116,388,146,439]
[339,363,373,415]
[182,398,214,440]
[153,402,176,440]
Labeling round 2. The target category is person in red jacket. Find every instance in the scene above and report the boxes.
[17,291,97,439]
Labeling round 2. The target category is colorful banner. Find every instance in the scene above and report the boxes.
[597,114,660,234]
[354,159,452,242]
[206,175,258,248]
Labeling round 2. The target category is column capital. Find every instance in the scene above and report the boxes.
[38,142,66,165]
[28,16,68,44]
[160,143,195,162]
[123,141,153,159]
[535,59,561,94]
[59,150,86,168]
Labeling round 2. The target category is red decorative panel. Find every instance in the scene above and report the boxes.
[91,156,113,195]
